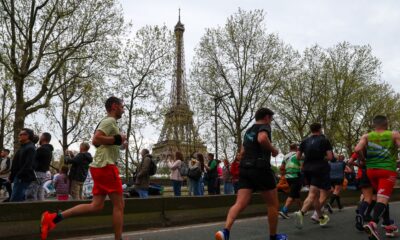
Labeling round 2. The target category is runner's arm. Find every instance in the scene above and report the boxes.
[392,131,400,148]
[257,131,278,157]
[92,130,125,146]
[326,150,333,161]
[354,134,368,153]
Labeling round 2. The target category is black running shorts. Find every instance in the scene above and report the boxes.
[287,177,302,199]
[303,171,331,190]
[357,168,371,189]
[331,178,344,187]
[238,167,277,192]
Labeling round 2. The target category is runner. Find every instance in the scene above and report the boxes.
[215,108,287,240]
[293,123,332,229]
[326,154,348,212]
[279,143,303,219]
[354,115,400,240]
[40,96,127,240]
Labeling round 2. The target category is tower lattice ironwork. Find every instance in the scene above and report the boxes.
[152,11,207,160]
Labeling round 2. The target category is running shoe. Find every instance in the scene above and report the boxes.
[381,219,395,228]
[215,229,229,240]
[355,213,364,231]
[324,203,333,214]
[364,221,381,240]
[383,224,398,238]
[279,209,290,219]
[294,211,303,229]
[40,211,57,240]
[311,211,319,224]
[319,214,330,226]
[275,233,289,240]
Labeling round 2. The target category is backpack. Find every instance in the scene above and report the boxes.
[179,161,189,177]
[187,167,202,180]
[148,156,157,176]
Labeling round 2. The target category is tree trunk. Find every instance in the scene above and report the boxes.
[0,88,7,150]
[13,101,25,152]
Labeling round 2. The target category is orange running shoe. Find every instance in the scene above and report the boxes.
[40,211,57,240]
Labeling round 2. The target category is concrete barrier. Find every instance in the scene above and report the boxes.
[1,189,400,240]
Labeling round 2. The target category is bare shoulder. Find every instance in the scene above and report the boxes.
[392,131,400,138]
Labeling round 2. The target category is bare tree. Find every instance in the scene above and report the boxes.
[191,8,290,150]
[0,0,124,150]
[115,25,173,179]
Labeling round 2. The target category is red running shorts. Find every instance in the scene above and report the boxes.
[90,164,123,196]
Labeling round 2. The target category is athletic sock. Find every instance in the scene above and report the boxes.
[366,200,376,220]
[372,202,386,224]
[358,201,370,218]
[336,195,342,209]
[329,194,337,205]
[53,212,64,224]
[382,204,391,225]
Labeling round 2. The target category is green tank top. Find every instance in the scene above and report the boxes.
[284,152,301,178]
[366,130,398,171]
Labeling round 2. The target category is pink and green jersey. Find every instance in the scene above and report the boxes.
[366,130,398,171]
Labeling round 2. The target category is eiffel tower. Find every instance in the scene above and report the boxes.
[152,11,207,160]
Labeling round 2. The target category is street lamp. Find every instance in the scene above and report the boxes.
[213,92,234,161]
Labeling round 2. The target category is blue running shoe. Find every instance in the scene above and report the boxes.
[215,229,229,240]
[275,233,289,240]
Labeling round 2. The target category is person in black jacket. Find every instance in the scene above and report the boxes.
[27,132,53,201]
[65,142,93,200]
[9,128,37,202]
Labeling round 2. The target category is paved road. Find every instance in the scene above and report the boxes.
[64,202,400,240]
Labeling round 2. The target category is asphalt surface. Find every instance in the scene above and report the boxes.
[63,202,400,240]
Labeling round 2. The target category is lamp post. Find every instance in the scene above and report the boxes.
[213,92,233,161]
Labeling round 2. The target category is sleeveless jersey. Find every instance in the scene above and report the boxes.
[366,130,398,171]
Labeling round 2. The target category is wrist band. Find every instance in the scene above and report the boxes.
[114,135,122,145]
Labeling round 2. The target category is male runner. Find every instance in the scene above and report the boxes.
[354,115,400,240]
[40,96,127,240]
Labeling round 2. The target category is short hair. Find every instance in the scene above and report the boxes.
[175,151,184,161]
[141,148,150,155]
[21,128,35,141]
[80,142,90,151]
[41,132,52,142]
[310,123,322,133]
[105,96,123,112]
[2,149,10,154]
[373,115,388,128]
[289,143,298,151]
[255,108,274,121]
[207,153,214,159]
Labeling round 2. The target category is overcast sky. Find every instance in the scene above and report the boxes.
[121,0,400,90]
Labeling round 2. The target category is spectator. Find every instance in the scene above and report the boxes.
[188,157,201,196]
[9,128,37,202]
[222,159,234,194]
[135,149,152,198]
[167,152,183,196]
[195,153,206,195]
[0,149,12,201]
[54,166,70,201]
[65,142,93,200]
[230,155,240,194]
[216,160,222,195]
[27,132,53,201]
[205,153,218,195]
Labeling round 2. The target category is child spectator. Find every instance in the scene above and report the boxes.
[54,166,70,201]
